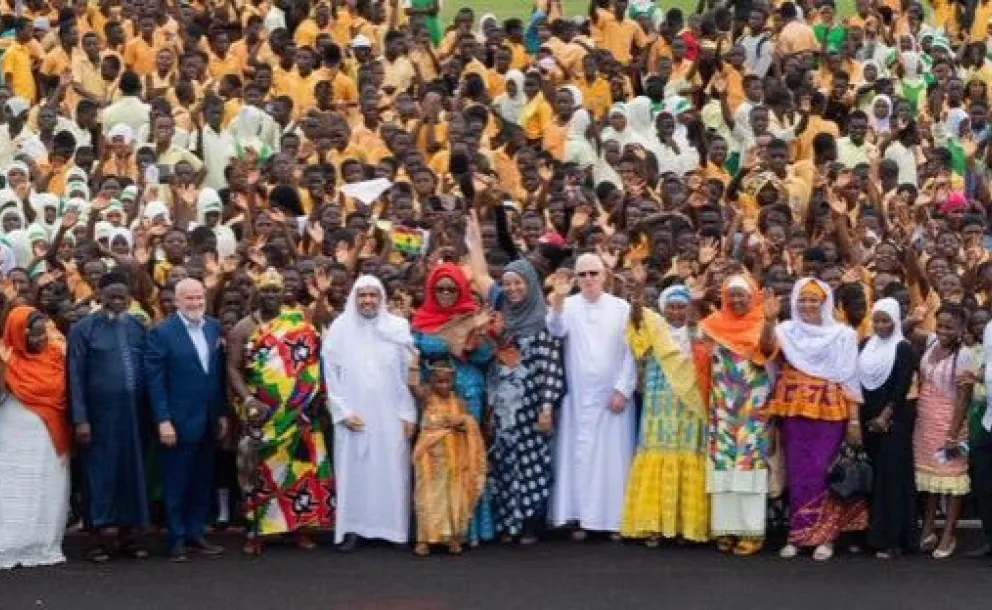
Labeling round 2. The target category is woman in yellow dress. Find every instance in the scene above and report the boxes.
[621,284,709,545]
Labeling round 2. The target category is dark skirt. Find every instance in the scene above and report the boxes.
[862,398,918,551]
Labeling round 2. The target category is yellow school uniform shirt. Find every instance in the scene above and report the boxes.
[576,75,612,120]
[3,41,37,103]
[123,37,158,76]
[591,9,646,64]
[208,50,243,80]
[509,42,531,71]
[382,56,417,93]
[487,69,507,98]
[409,47,439,82]
[519,93,553,141]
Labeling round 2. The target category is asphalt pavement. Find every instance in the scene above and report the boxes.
[2,532,992,610]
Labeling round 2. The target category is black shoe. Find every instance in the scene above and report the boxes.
[337,533,359,553]
[188,539,224,556]
[169,545,190,563]
[965,543,992,558]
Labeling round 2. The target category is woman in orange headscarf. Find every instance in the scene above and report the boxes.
[0,306,71,570]
[697,274,778,557]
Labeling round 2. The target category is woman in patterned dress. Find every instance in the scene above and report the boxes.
[621,284,709,545]
[697,274,777,557]
[412,262,496,545]
[464,213,564,545]
[914,304,975,559]
[770,278,868,562]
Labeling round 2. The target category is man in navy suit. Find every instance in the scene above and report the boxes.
[145,278,229,562]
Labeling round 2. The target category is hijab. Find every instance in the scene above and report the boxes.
[2,306,71,456]
[412,262,478,333]
[699,274,768,364]
[501,259,546,337]
[493,69,527,125]
[775,278,861,397]
[593,138,623,188]
[600,103,640,148]
[659,284,692,355]
[564,108,597,168]
[858,298,905,391]
[870,94,892,135]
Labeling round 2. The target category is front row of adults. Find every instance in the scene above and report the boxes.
[1,261,991,566]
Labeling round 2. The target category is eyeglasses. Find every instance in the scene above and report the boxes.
[577,271,600,278]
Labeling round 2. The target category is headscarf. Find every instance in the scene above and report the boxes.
[775,278,861,397]
[110,227,133,251]
[869,94,892,135]
[858,298,905,391]
[946,106,969,138]
[699,274,768,365]
[412,262,478,333]
[324,274,411,351]
[29,192,59,237]
[4,229,31,267]
[625,96,666,161]
[2,306,71,456]
[0,242,15,274]
[659,284,692,355]
[564,108,597,168]
[0,205,26,233]
[600,103,640,148]
[593,138,623,188]
[500,259,546,337]
[493,69,527,125]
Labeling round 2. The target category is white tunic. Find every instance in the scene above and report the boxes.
[547,292,637,532]
[322,313,417,545]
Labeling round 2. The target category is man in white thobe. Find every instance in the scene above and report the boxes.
[547,253,637,536]
[322,275,417,551]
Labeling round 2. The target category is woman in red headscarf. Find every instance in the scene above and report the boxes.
[0,306,71,570]
[412,262,495,545]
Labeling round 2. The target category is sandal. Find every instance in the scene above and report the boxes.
[118,543,149,560]
[734,538,764,557]
[86,546,111,564]
[297,534,318,550]
[920,532,938,552]
[448,540,464,555]
[413,543,430,557]
[933,537,957,560]
[716,536,736,553]
[813,543,834,562]
[242,539,263,557]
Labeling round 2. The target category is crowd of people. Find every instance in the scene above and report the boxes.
[2,0,992,570]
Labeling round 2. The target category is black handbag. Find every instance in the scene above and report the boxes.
[828,442,873,499]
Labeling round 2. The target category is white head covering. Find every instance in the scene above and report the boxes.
[0,205,26,234]
[858,298,905,391]
[320,275,415,460]
[592,138,622,188]
[775,277,862,399]
[109,227,133,251]
[143,200,171,223]
[0,242,15,275]
[564,109,597,168]
[493,70,527,125]
[4,229,31,267]
[197,187,223,225]
[869,94,892,135]
[600,103,638,148]
[108,123,135,145]
[659,284,692,352]
[6,161,29,184]
[625,96,666,161]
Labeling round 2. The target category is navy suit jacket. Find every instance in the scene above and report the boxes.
[145,313,227,444]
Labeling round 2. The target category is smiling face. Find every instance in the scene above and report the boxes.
[727,286,752,316]
[501,271,528,305]
[936,311,961,348]
[663,299,689,328]
[798,292,824,324]
[575,256,605,300]
[26,316,48,354]
[356,286,381,318]
[433,276,460,308]
[873,309,895,339]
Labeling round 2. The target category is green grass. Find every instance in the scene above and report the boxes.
[439,0,857,26]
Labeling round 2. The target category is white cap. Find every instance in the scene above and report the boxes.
[351,34,372,49]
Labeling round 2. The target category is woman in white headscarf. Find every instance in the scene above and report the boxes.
[563,108,597,169]
[768,278,867,562]
[858,298,916,559]
[28,193,59,239]
[624,96,666,163]
[492,70,528,126]
[621,283,709,546]
[868,94,892,141]
[599,103,642,149]
[592,138,623,188]
[1,204,26,235]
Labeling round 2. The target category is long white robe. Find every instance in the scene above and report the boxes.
[322,310,417,545]
[547,292,637,532]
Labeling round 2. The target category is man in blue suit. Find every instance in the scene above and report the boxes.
[145,278,229,562]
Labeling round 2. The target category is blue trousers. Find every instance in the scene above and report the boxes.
[160,441,214,549]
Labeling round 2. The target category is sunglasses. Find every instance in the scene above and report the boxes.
[577,271,600,278]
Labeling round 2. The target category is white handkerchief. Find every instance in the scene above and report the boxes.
[340,178,392,205]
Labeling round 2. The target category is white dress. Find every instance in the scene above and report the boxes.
[0,395,70,570]
[548,293,637,532]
